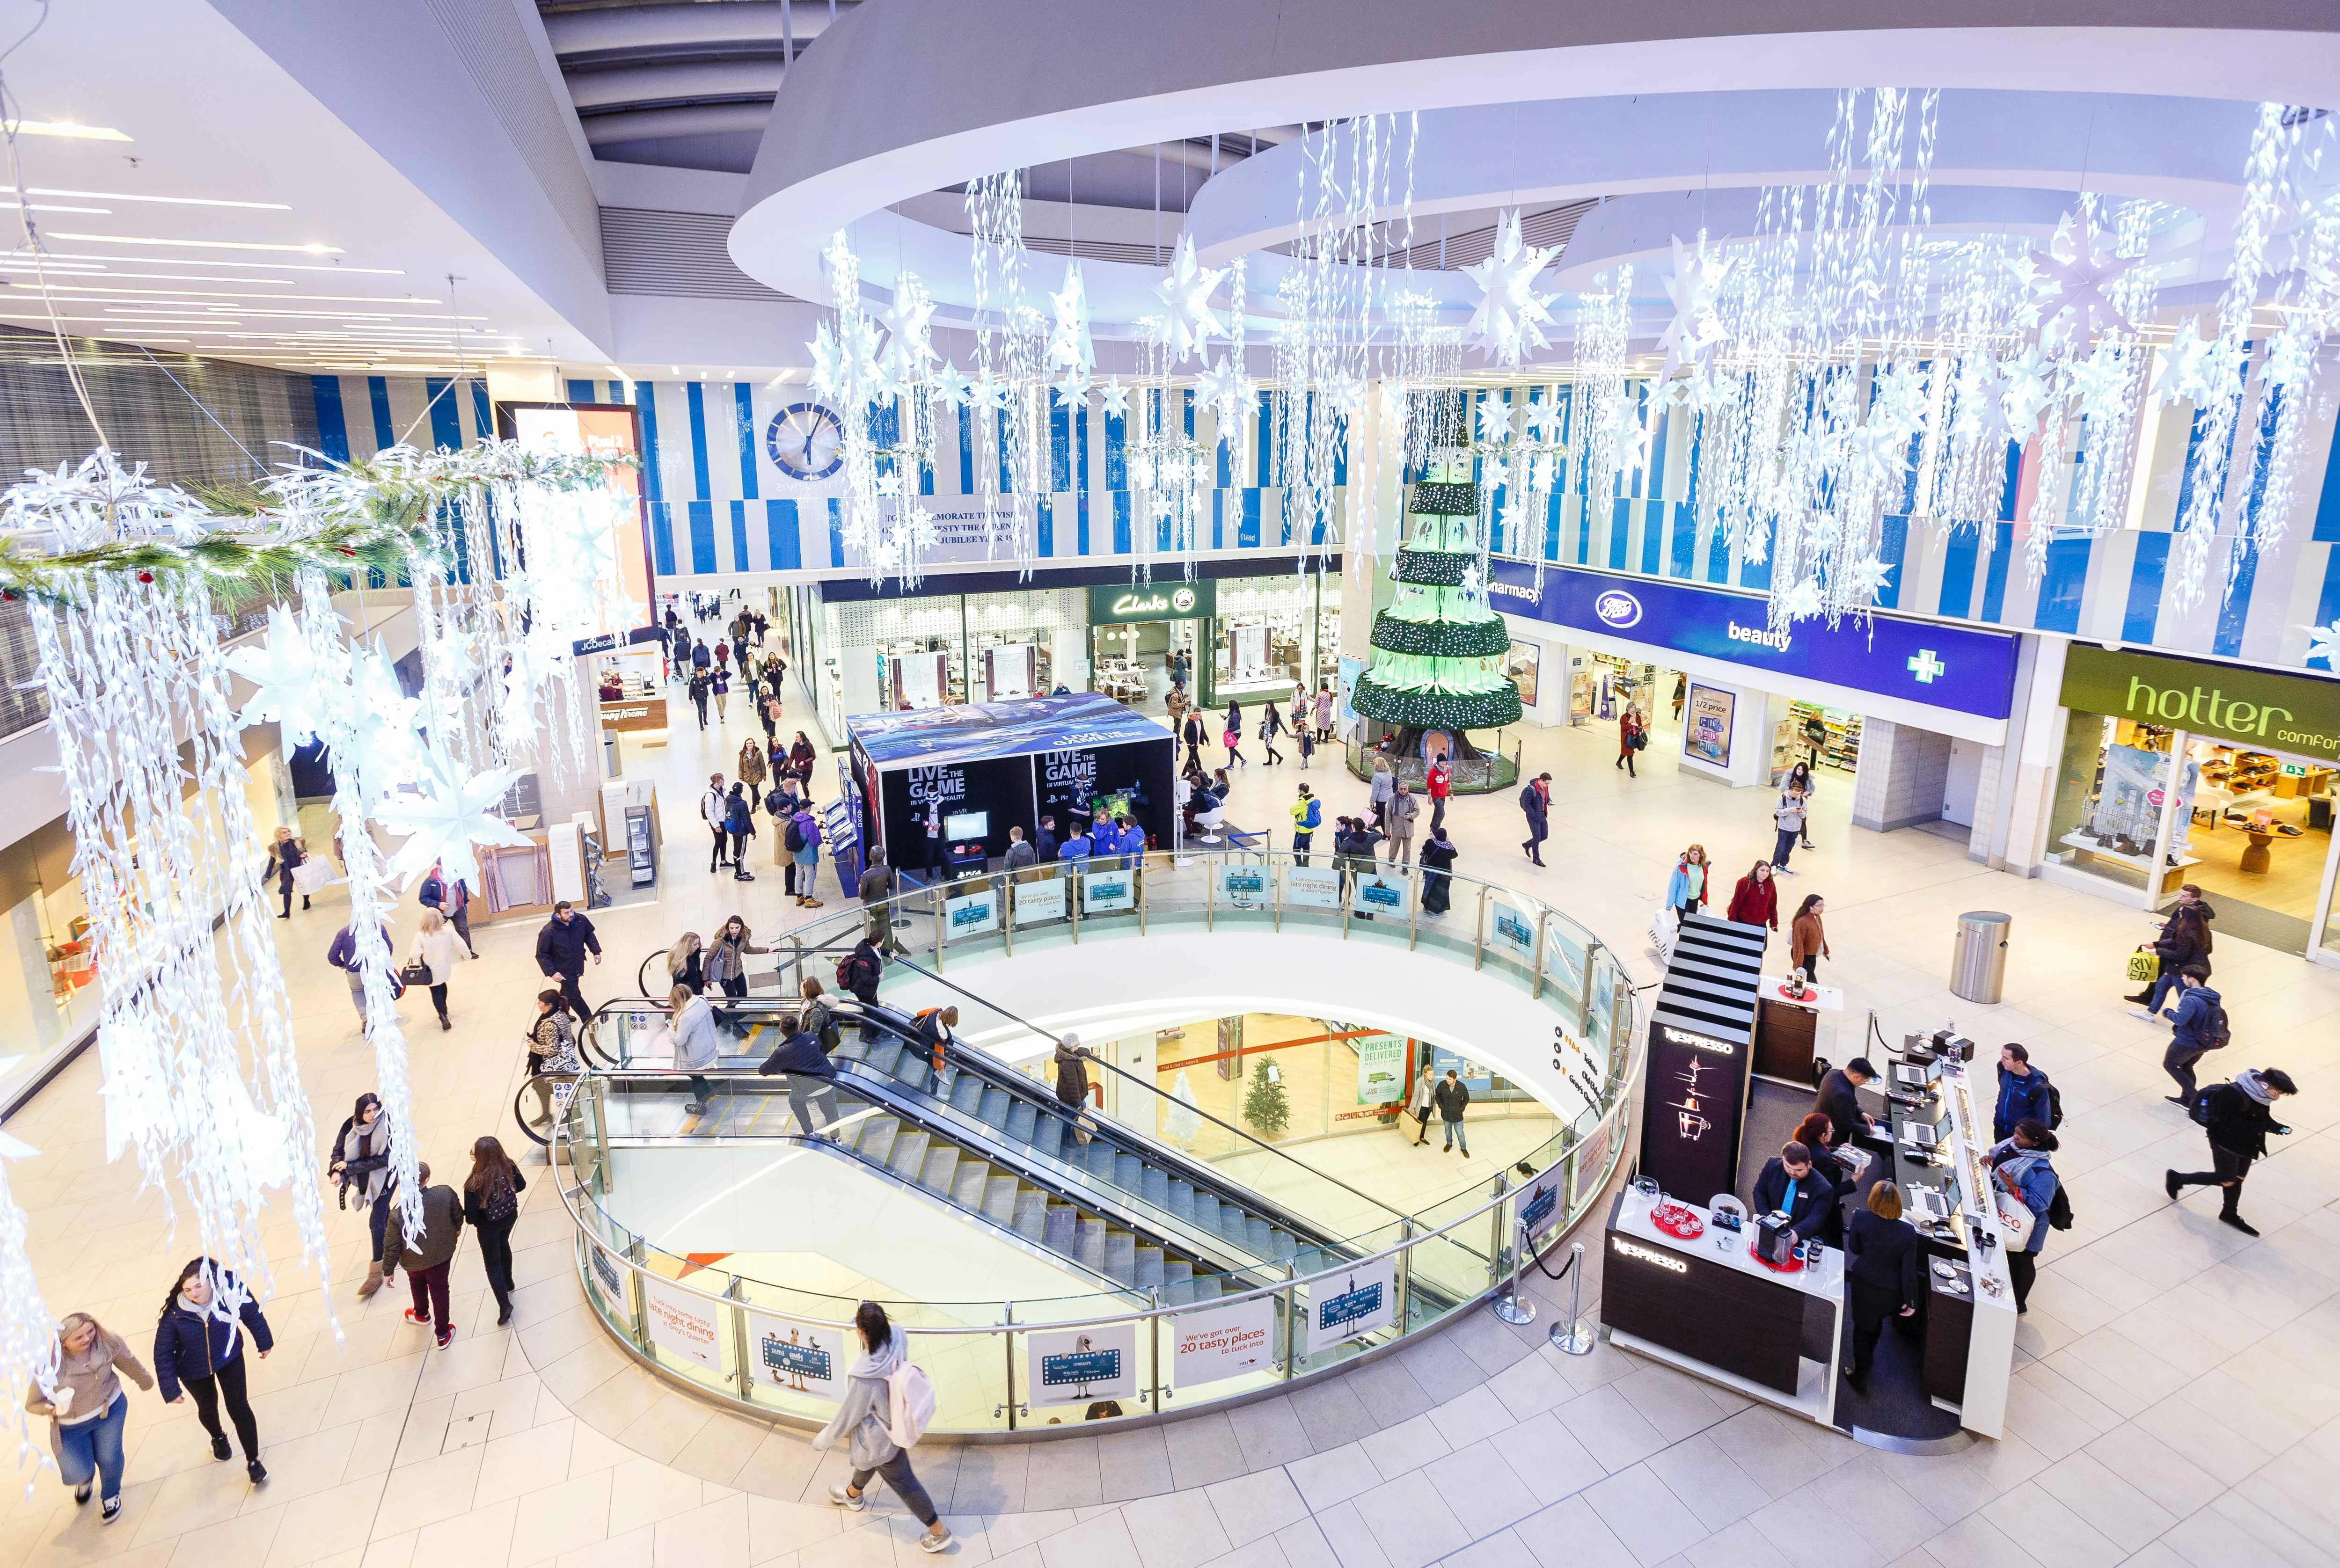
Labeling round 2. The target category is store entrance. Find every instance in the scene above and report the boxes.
[1091,619,1199,716]
[1776,700,1863,780]
[2180,739,2336,954]
[1578,655,1689,738]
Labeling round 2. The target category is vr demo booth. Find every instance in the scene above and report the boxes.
[847,693,1177,882]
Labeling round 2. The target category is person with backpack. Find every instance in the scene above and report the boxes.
[2153,964,2225,1107]
[687,666,711,730]
[817,1301,951,1555]
[1993,1043,2055,1142]
[724,785,758,882]
[789,802,824,907]
[1983,1119,2060,1314]
[2168,1067,2297,1235]
[838,935,885,1039]
[1289,784,1321,866]
[462,1136,526,1327]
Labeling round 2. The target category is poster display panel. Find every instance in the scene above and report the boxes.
[1216,861,1270,910]
[641,1277,724,1370]
[1081,868,1136,913]
[1300,1255,1397,1351]
[1683,685,1736,766]
[1349,866,1410,919]
[1172,1297,1277,1388]
[744,1311,852,1401]
[1013,876,1067,925]
[944,889,1000,940]
[1285,864,1342,909]
[1027,1323,1139,1406]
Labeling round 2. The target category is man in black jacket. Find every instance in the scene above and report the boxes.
[1812,1059,1878,1148]
[1433,1068,1471,1157]
[2167,1067,2296,1235]
[1751,1142,1832,1240]
[1844,1182,1922,1392]
[534,901,601,1021]
[839,936,885,1040]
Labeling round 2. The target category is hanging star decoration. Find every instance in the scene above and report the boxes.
[875,474,904,498]
[806,322,846,402]
[929,364,973,408]
[1046,261,1096,379]
[373,742,531,892]
[2028,213,2140,340]
[1996,345,2058,444]
[1461,209,1561,368]
[1845,555,1895,601]
[1474,398,1514,445]
[1152,235,1227,363]
[225,604,345,746]
[878,277,938,387]
[1098,377,1131,420]
[1656,234,1731,375]
[1479,456,1510,492]
[1195,355,1254,428]
[1323,372,1367,417]
[2307,620,2340,671]
[1052,371,1092,405]
[1777,577,1827,620]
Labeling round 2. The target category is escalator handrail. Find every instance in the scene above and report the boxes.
[887,956,1411,1233]
[573,1064,1294,1288]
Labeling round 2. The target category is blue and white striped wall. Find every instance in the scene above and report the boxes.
[586,377,1346,582]
[307,373,494,463]
[1474,364,2340,677]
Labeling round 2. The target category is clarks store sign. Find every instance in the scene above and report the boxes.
[1088,578,1217,624]
[2061,644,2340,757]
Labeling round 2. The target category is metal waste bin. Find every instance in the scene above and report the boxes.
[1951,911,2011,1004]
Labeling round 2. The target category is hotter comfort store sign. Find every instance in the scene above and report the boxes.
[1486,560,2018,722]
[2062,645,2340,756]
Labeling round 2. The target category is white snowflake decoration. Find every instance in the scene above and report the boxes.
[1152,236,1227,363]
[1460,209,1560,368]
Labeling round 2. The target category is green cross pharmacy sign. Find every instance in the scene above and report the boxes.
[2061,644,2340,757]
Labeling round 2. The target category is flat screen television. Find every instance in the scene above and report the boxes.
[943,810,989,842]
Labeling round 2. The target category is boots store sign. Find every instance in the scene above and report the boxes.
[1487,560,2017,721]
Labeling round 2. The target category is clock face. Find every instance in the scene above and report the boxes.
[766,402,845,481]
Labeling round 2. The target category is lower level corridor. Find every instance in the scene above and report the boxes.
[2,695,2337,1568]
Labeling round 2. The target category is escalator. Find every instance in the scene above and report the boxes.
[542,993,1468,1313]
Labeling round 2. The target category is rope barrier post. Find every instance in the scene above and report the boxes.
[1492,1215,1537,1325]
[1550,1242,1595,1355]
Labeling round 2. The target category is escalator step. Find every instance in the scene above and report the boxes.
[1270,1232,1298,1262]
[887,1130,930,1181]
[1292,1248,1323,1277]
[1075,1216,1106,1271]
[1005,1101,1037,1143]
[952,1160,990,1210]
[1012,1189,1049,1241]
[1103,1229,1136,1284]
[1159,1277,1191,1308]
[866,1041,901,1077]
[1216,1205,1248,1241]
[1030,1116,1063,1160]
[1162,1259,1193,1287]
[1085,1140,1116,1178]
[1190,1196,1219,1233]
[1141,1167,1169,1207]
[857,1117,900,1164]
[978,1087,1012,1129]
[950,1072,984,1115]
[1246,1217,1273,1255]
[1113,1153,1143,1190]
[982,1174,1020,1224]
[1135,1246,1163,1289]
[1167,1181,1195,1220]
[917,1146,958,1195]
[1043,1203,1077,1254]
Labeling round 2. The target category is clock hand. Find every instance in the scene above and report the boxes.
[802,427,818,465]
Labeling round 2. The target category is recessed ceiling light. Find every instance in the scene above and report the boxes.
[52,233,341,254]
[10,284,435,304]
[0,186,289,210]
[4,121,131,142]
[670,365,680,375]
[1,251,402,275]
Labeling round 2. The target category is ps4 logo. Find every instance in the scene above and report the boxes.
[1594,590,1642,629]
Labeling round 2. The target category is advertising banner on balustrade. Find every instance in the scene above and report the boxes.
[1489,897,1537,961]
[744,1310,850,1401]
[1014,875,1067,925]
[1081,867,1136,913]
[1172,1296,1278,1388]
[1216,861,1270,910]
[944,888,1000,941]
[585,1239,630,1324]
[1518,1155,1569,1247]
[1300,1254,1397,1351]
[1349,866,1410,919]
[641,1276,724,1371]
[1285,864,1342,909]
[1027,1323,1139,1406]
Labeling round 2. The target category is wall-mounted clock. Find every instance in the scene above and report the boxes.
[767,401,845,481]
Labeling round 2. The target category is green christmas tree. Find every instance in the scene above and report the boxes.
[1243,1061,1290,1138]
[1351,480,1523,735]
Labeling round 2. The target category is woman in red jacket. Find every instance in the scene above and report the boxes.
[1616,704,1646,777]
[1726,860,1779,933]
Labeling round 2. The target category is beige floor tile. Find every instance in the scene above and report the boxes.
[372,1446,485,1538]
[474,1418,577,1509]
[260,1475,388,1568]
[510,1475,614,1568]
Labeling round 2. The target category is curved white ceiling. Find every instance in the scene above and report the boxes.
[730,0,2340,311]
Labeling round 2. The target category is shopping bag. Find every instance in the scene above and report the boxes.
[2125,947,2157,985]
[291,859,336,895]
[1647,906,1680,962]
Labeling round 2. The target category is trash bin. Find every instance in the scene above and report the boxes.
[1951,911,2011,1004]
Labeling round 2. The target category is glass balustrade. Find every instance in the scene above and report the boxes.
[549,850,1640,1433]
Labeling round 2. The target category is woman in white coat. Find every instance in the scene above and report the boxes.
[669,982,721,1114]
[409,908,469,1031]
[1408,1066,1437,1147]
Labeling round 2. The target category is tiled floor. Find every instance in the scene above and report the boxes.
[3,679,2337,1568]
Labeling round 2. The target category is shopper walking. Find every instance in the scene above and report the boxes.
[1369,755,1396,829]
[386,1162,464,1348]
[2167,1066,2297,1235]
[153,1259,271,1484]
[840,934,885,1037]
[1842,1182,1921,1394]
[417,860,476,956]
[1052,1034,1092,1119]
[672,982,722,1114]
[1790,894,1829,981]
[790,802,825,906]
[687,667,711,729]
[1518,771,1551,867]
[463,1136,527,1326]
[408,907,468,1032]
[1385,780,1420,867]
[1223,700,1248,767]
[1984,1120,2059,1313]
[724,784,758,881]
[817,1302,951,1554]
[326,920,388,1030]
[1617,702,1646,776]
[1993,1043,2054,1143]
[1770,788,1807,874]
[2127,884,2214,1011]
[1726,860,1779,933]
[1296,723,1315,769]
[705,915,770,1002]
[264,826,309,918]
[1426,751,1452,833]
[1664,845,1709,920]
[1289,784,1320,866]
[738,737,768,803]
[1419,823,1457,914]
[702,773,731,873]
[1181,709,1208,771]
[26,1311,153,1524]
[534,900,602,1021]
[1260,699,1286,765]
[329,1093,399,1298]
[2150,963,2225,1105]
[1433,1068,1471,1157]
[1408,1065,1436,1146]
[1784,760,1820,849]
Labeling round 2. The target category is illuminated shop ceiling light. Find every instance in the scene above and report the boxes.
[3,120,130,141]
[53,233,341,253]
[0,251,403,275]
[7,284,439,303]
[0,185,288,209]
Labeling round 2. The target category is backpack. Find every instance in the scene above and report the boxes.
[884,1358,937,1448]
[2033,1069,2065,1130]
[784,818,806,853]
[765,788,787,817]
[478,1174,519,1226]
[2190,1084,2221,1128]
[2046,1178,2074,1232]
[2203,1002,2232,1050]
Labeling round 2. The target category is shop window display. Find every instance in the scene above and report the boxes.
[966,589,1073,703]
[2046,715,2194,895]
[1774,700,1861,776]
[2180,738,2333,952]
[1214,576,1312,701]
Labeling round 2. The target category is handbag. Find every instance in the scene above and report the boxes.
[398,959,432,988]
[2125,947,2157,984]
[1631,729,1649,751]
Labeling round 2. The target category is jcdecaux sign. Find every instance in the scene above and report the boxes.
[1487,560,2018,721]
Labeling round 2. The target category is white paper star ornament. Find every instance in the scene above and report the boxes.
[1461,210,1560,368]
[1153,236,1227,363]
